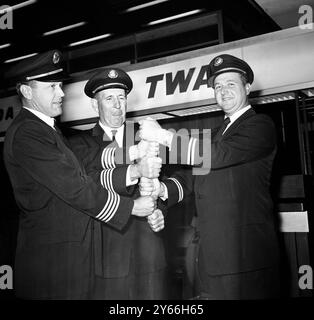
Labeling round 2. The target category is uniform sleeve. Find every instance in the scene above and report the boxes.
[162,168,195,208]
[168,114,276,170]
[101,145,132,168]
[68,133,133,196]
[12,122,133,230]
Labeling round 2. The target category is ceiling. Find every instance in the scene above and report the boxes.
[255,0,314,29]
[0,0,311,87]
[0,0,279,62]
[1,0,314,121]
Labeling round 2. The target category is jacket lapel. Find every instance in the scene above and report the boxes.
[196,108,256,190]
[21,108,54,131]
[22,108,64,140]
[220,108,256,141]
[92,122,107,145]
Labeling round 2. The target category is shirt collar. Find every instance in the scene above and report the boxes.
[98,121,124,147]
[226,105,251,124]
[222,105,251,135]
[23,106,55,129]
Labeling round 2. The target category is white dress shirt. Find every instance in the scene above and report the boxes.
[98,121,124,148]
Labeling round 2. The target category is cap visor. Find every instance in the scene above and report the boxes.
[36,70,70,82]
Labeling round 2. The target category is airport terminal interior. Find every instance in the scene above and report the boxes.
[0,0,314,300]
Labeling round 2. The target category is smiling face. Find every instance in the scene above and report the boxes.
[21,80,65,117]
[213,72,251,117]
[93,88,127,128]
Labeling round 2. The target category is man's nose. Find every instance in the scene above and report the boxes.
[57,86,65,98]
[221,86,228,95]
[114,97,121,108]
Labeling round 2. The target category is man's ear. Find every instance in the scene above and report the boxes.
[91,98,99,114]
[20,84,33,99]
[245,83,251,96]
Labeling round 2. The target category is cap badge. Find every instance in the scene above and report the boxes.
[52,52,60,64]
[108,69,118,79]
[214,57,223,67]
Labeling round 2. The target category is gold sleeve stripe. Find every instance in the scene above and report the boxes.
[96,168,120,222]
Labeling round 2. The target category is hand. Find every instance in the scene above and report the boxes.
[139,118,165,143]
[151,178,163,199]
[137,156,162,179]
[147,209,165,232]
[139,177,155,196]
[139,118,174,147]
[132,196,156,217]
[139,177,161,197]
[137,140,159,159]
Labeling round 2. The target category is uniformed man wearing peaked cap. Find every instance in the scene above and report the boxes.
[138,52,280,299]
[67,66,168,299]
[3,50,157,299]
[207,53,254,87]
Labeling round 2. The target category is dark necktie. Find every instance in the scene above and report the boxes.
[215,117,230,141]
[111,129,117,142]
[53,122,63,136]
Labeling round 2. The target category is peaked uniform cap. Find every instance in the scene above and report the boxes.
[4,50,68,84]
[207,54,254,87]
[84,68,133,98]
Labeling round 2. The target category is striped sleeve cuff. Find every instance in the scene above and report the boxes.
[101,147,117,169]
[96,168,120,222]
[168,177,184,202]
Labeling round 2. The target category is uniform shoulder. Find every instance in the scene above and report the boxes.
[248,111,275,126]
[6,113,49,139]
[4,116,54,157]
[66,128,96,149]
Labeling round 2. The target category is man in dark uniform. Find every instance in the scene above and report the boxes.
[68,68,168,299]
[139,54,281,299]
[3,50,159,299]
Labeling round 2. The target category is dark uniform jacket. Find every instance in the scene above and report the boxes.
[68,122,166,280]
[163,108,280,276]
[3,108,134,299]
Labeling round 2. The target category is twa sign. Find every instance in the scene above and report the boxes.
[61,49,242,123]
[126,52,223,112]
